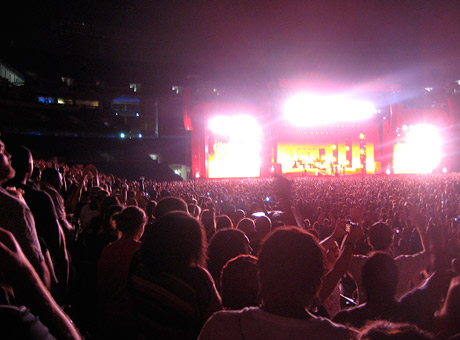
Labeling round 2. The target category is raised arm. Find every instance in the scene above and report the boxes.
[410,205,429,255]
[0,227,81,340]
[318,222,363,304]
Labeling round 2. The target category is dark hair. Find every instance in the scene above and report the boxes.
[216,215,233,230]
[221,255,260,310]
[257,227,325,306]
[232,209,245,224]
[207,229,250,285]
[103,204,123,222]
[101,195,119,216]
[141,211,207,274]
[113,205,146,233]
[362,252,399,301]
[236,218,256,237]
[154,196,188,219]
[8,144,32,177]
[369,222,393,251]
[255,216,272,234]
[41,167,61,187]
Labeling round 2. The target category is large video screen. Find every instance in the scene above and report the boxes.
[393,124,442,174]
[207,115,261,178]
[277,142,375,174]
[277,143,336,174]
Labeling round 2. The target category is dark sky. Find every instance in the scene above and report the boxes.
[4,0,460,87]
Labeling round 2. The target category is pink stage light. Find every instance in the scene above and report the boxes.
[283,94,375,126]
[393,124,442,174]
[207,115,261,178]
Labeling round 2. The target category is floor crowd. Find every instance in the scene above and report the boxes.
[1,139,460,340]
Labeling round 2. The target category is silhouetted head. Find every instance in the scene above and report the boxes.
[208,228,252,284]
[41,167,62,191]
[368,222,394,251]
[141,211,207,275]
[7,144,33,182]
[221,254,260,310]
[257,226,325,308]
[255,215,272,234]
[232,209,245,225]
[113,205,146,240]
[216,215,233,230]
[154,196,188,219]
[237,218,256,238]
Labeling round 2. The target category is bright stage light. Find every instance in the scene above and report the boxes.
[283,94,375,126]
[393,124,442,174]
[207,115,261,178]
[208,115,261,138]
[442,167,448,174]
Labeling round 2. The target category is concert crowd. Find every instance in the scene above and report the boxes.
[1,139,460,340]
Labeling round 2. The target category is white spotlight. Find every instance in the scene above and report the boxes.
[283,94,375,126]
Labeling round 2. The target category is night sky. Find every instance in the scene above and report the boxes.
[3,0,460,87]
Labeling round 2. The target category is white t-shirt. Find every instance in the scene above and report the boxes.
[198,307,358,340]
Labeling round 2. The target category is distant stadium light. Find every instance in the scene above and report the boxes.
[138,133,143,138]
[283,94,375,126]
[120,132,126,139]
